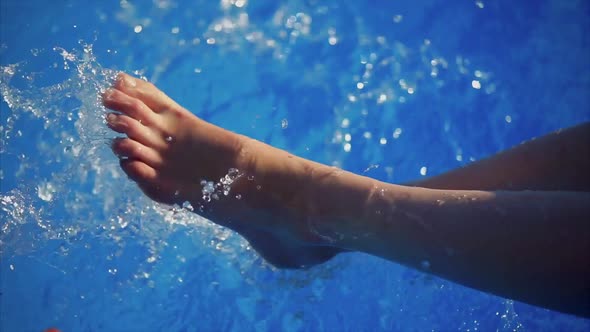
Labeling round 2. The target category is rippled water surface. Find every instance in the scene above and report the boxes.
[1,0,589,331]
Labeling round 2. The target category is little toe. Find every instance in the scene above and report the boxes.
[119,160,179,204]
[119,159,160,184]
[112,138,164,169]
[106,113,167,150]
[114,73,180,112]
[103,88,158,126]
[137,182,178,205]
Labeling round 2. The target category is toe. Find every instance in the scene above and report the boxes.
[114,73,180,112]
[120,159,159,183]
[112,138,164,169]
[137,182,178,205]
[119,160,179,204]
[106,113,167,150]
[103,88,158,126]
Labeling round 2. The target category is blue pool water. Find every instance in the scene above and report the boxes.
[1,0,589,331]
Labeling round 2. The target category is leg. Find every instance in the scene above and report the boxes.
[410,122,590,191]
[102,74,590,316]
[102,73,341,268]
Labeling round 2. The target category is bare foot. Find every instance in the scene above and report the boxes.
[102,73,342,268]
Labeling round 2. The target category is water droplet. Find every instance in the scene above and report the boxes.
[201,180,215,203]
[341,118,350,128]
[235,194,242,200]
[117,215,129,228]
[363,164,379,173]
[281,119,288,129]
[227,168,240,179]
[165,136,173,142]
[182,201,194,211]
[37,182,56,202]
[420,166,427,176]
[9,264,14,271]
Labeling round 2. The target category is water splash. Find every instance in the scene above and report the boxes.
[1,44,115,254]
[0,42,258,283]
[2,1,582,330]
[200,167,243,203]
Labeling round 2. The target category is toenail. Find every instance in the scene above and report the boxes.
[103,88,115,100]
[106,113,117,122]
[123,75,137,88]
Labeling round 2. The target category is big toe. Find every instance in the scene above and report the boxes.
[114,73,180,112]
[103,88,158,125]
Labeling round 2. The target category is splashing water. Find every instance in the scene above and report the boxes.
[2,43,116,253]
[1,44,266,332]
[201,167,243,203]
[0,43,255,274]
[3,1,588,330]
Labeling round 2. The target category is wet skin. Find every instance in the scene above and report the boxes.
[102,74,590,317]
[103,73,342,268]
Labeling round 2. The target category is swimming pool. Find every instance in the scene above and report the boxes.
[1,0,589,330]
